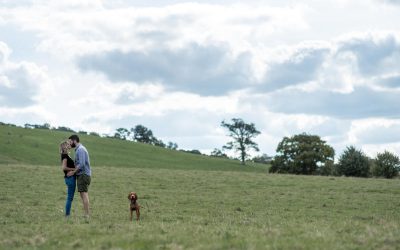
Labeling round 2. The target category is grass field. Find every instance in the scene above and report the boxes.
[1,125,400,249]
[2,164,400,249]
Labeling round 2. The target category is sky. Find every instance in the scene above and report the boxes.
[0,0,400,158]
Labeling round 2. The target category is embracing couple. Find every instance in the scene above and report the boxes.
[59,134,91,219]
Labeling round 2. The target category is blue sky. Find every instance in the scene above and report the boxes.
[1,0,400,157]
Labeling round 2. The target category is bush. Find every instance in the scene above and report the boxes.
[372,151,400,178]
[55,126,76,132]
[336,146,370,177]
[252,154,273,164]
[180,149,202,155]
[167,142,179,150]
[318,161,337,176]
[269,156,290,173]
[210,148,228,158]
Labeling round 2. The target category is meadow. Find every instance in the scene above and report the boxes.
[1,125,400,249]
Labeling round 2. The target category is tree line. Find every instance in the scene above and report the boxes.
[3,119,270,163]
[2,119,399,178]
[269,133,400,179]
[112,125,179,150]
[215,119,399,178]
[21,122,180,151]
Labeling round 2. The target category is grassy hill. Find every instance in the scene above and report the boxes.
[0,124,267,172]
[1,124,400,249]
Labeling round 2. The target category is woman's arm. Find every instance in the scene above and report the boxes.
[61,159,75,171]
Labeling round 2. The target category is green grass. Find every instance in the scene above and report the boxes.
[1,164,400,249]
[1,124,400,249]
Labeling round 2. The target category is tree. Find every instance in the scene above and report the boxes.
[24,123,34,129]
[2,122,16,127]
[114,128,130,140]
[252,154,273,164]
[131,124,165,146]
[318,161,336,176]
[269,133,335,175]
[89,132,100,136]
[41,123,51,129]
[55,126,75,132]
[153,138,166,147]
[24,123,50,129]
[221,118,261,165]
[210,148,228,158]
[336,146,370,177]
[372,151,400,178]
[167,142,178,150]
[187,149,202,155]
[131,125,154,144]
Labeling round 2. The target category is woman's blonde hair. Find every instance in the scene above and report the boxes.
[59,140,71,154]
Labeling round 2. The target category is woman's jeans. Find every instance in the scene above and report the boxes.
[64,176,76,216]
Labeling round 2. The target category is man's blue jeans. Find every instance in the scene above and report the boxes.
[64,176,76,216]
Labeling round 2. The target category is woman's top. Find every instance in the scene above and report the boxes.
[61,154,75,178]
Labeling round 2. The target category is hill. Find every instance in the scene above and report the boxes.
[0,124,267,172]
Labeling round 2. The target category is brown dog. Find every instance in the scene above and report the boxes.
[128,192,140,221]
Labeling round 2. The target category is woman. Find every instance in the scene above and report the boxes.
[60,140,76,217]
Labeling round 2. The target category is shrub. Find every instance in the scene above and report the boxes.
[252,154,273,164]
[210,148,228,158]
[318,161,337,176]
[372,151,400,178]
[55,126,76,132]
[336,146,370,177]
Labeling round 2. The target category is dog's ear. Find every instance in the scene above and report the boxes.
[128,193,131,200]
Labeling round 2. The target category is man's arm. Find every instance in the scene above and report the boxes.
[69,148,86,175]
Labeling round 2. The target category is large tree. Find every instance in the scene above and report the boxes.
[131,125,155,144]
[221,118,261,165]
[131,125,165,146]
[270,133,335,175]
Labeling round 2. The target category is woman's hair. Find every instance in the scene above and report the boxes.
[59,140,71,154]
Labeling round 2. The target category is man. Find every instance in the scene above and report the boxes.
[67,134,91,219]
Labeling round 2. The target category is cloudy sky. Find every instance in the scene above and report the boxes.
[1,0,400,157]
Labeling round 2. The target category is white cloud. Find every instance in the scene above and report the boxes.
[0,106,55,126]
[0,2,308,58]
[0,41,11,63]
[1,1,400,158]
[0,41,52,107]
[349,119,400,144]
